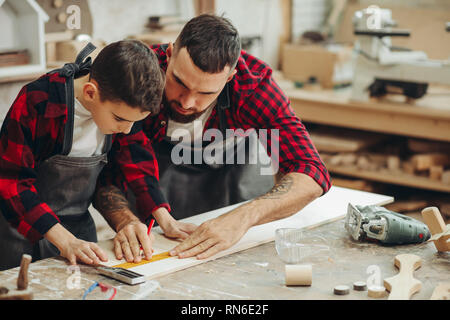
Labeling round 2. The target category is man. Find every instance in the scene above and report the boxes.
[95,14,331,262]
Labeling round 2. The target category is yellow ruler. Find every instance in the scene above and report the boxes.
[112,251,172,269]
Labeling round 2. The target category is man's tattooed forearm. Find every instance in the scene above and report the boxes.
[258,175,293,199]
[94,185,130,213]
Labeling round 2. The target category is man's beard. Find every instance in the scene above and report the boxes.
[164,96,214,124]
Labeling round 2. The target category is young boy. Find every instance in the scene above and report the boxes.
[0,40,168,270]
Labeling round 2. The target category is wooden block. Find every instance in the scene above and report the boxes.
[309,129,384,153]
[329,153,357,166]
[387,155,401,171]
[369,154,387,164]
[384,254,422,300]
[408,139,450,154]
[442,171,450,185]
[368,285,387,298]
[410,153,450,171]
[402,161,416,175]
[429,165,444,181]
[353,281,367,291]
[334,285,350,295]
[328,154,343,166]
[340,153,357,166]
[430,283,450,300]
[285,264,312,286]
[421,207,450,252]
[356,155,371,170]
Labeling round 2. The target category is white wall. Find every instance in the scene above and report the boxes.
[216,0,283,69]
[291,0,331,43]
[87,0,283,68]
[87,0,187,43]
[0,0,286,122]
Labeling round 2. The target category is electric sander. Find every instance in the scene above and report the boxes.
[345,203,431,245]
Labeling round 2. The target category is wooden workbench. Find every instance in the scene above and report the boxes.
[0,218,447,301]
[278,80,450,143]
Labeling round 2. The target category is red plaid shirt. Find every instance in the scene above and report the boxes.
[0,72,168,243]
[144,44,331,193]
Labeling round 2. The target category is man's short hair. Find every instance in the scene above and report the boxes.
[90,40,165,114]
[174,14,241,73]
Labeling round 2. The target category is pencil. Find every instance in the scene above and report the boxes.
[140,218,155,254]
[147,218,155,235]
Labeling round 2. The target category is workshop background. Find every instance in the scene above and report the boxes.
[0,0,449,242]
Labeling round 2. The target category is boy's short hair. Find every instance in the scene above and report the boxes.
[90,40,165,114]
[174,14,241,73]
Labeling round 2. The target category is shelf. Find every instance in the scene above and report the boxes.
[0,67,55,84]
[327,164,450,193]
[276,76,450,142]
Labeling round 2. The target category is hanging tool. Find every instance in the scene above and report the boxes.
[345,203,431,245]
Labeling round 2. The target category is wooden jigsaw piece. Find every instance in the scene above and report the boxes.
[421,207,450,252]
[430,282,450,300]
[384,254,422,300]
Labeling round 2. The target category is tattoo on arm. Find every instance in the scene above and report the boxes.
[257,175,294,200]
[94,185,130,214]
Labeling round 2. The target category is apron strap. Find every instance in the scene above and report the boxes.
[57,43,97,155]
[58,42,97,79]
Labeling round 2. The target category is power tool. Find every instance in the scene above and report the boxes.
[345,203,431,245]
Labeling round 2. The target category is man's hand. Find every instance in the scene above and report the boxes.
[168,172,323,260]
[152,207,197,240]
[45,223,108,266]
[169,210,249,260]
[113,220,154,263]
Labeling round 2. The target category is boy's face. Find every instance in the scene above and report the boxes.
[81,80,151,135]
[164,42,236,123]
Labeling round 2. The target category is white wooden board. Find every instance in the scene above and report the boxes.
[99,186,393,279]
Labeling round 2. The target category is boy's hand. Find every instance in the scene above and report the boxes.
[113,220,154,263]
[45,223,108,266]
[60,238,109,266]
[152,207,197,240]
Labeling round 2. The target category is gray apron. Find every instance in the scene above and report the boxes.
[153,84,275,220]
[0,43,112,271]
